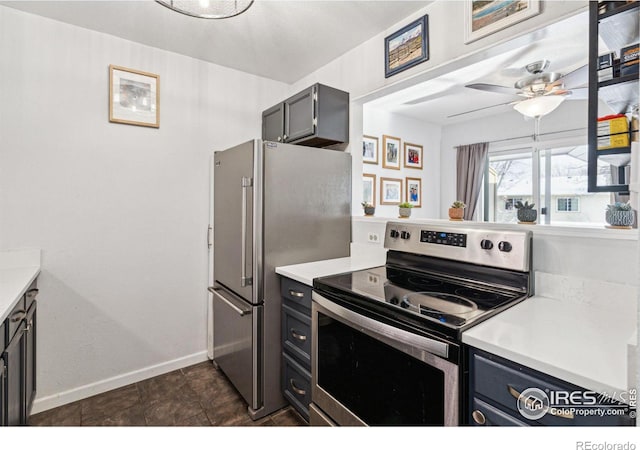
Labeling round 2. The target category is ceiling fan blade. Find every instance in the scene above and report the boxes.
[553,64,589,89]
[565,87,589,100]
[465,83,520,96]
[447,101,515,119]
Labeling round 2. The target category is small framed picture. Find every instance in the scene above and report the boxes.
[362,135,379,165]
[464,1,541,44]
[404,142,423,169]
[363,173,376,207]
[109,65,159,128]
[385,15,429,78]
[380,177,402,205]
[406,177,422,208]
[382,135,401,170]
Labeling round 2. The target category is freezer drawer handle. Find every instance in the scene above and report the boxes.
[10,310,26,323]
[507,384,574,420]
[241,176,253,287]
[290,329,307,342]
[288,290,305,299]
[289,378,306,396]
[208,287,252,317]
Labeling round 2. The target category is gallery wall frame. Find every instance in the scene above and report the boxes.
[109,65,160,128]
[464,0,541,44]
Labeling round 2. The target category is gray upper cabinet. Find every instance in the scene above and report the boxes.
[262,83,349,148]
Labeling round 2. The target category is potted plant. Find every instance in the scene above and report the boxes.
[361,201,375,216]
[515,200,537,224]
[398,202,413,218]
[605,202,635,228]
[448,201,465,221]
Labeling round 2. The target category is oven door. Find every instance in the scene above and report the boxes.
[311,292,459,426]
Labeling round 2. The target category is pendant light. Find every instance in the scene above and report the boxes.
[156,0,254,19]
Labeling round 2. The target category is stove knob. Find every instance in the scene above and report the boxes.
[400,231,411,240]
[390,229,400,238]
[480,239,493,250]
[498,241,512,252]
[389,297,399,305]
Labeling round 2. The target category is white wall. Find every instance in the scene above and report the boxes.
[440,99,589,218]
[361,107,441,219]
[0,6,288,411]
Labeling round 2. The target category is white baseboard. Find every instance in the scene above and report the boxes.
[31,351,210,415]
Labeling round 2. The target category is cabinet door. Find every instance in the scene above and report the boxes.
[284,86,315,142]
[24,301,36,418]
[4,322,25,426]
[0,355,6,426]
[262,103,284,143]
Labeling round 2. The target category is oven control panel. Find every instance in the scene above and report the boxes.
[420,230,467,247]
[384,222,531,272]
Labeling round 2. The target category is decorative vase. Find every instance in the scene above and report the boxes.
[364,206,375,216]
[606,209,635,228]
[448,208,464,221]
[517,209,537,223]
[399,207,412,218]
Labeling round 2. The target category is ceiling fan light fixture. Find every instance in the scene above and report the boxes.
[156,0,253,19]
[513,95,565,118]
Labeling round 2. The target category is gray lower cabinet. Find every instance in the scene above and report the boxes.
[1,279,38,426]
[469,348,634,427]
[280,276,313,422]
[262,83,349,148]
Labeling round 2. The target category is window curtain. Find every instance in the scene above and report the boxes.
[456,142,489,220]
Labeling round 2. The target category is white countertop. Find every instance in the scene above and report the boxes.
[463,292,637,396]
[275,253,386,286]
[0,249,41,322]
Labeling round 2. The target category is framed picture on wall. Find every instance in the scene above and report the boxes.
[406,177,422,208]
[384,15,429,78]
[362,135,379,164]
[404,142,423,169]
[464,1,540,44]
[363,173,376,207]
[380,177,402,205]
[382,135,401,170]
[109,65,160,128]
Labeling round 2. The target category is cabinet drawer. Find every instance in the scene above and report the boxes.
[282,304,311,366]
[282,352,311,422]
[470,397,528,427]
[472,352,634,426]
[280,277,312,312]
[25,279,38,310]
[6,296,26,343]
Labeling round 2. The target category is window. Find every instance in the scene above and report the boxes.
[484,144,611,226]
[557,197,579,212]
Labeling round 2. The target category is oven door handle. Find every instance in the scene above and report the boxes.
[313,293,449,359]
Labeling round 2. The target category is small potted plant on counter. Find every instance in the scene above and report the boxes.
[398,202,413,218]
[605,202,635,229]
[515,201,537,224]
[362,201,375,216]
[448,201,465,221]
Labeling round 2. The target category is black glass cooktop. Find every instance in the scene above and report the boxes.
[313,265,525,338]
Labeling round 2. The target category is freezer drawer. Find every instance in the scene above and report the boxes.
[211,286,260,409]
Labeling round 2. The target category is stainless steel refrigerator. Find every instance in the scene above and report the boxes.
[209,139,351,420]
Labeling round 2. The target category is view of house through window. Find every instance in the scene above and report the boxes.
[484,145,612,226]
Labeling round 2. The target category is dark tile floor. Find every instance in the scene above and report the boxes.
[29,360,307,427]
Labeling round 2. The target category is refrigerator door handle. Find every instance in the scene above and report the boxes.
[208,287,252,317]
[241,176,253,287]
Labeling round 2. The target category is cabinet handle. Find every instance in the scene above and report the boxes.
[10,310,26,323]
[277,136,282,142]
[288,290,305,299]
[290,379,306,396]
[283,134,288,140]
[290,329,307,342]
[25,319,33,333]
[471,410,486,425]
[507,384,574,420]
[26,288,39,298]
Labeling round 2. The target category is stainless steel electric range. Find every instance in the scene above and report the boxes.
[310,221,533,426]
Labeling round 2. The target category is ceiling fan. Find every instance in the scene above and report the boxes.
[452,59,589,119]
